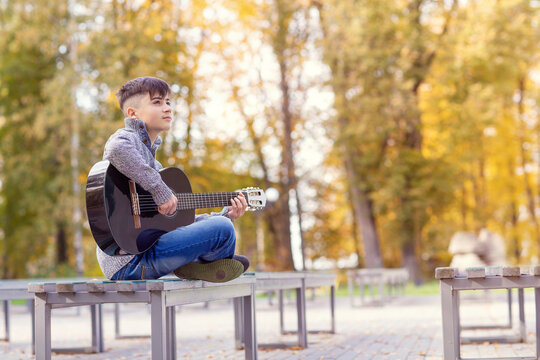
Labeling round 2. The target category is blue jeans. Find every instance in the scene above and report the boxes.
[111,216,236,280]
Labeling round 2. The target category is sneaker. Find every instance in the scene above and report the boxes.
[233,254,250,272]
[173,258,244,283]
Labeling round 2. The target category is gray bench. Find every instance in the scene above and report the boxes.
[0,278,105,354]
[29,275,257,360]
[303,272,336,334]
[234,272,336,349]
[436,266,533,360]
[347,268,408,306]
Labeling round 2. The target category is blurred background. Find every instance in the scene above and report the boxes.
[0,0,539,284]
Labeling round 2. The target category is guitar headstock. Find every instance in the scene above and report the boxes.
[241,187,267,211]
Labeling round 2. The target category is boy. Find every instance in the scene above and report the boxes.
[96,76,249,282]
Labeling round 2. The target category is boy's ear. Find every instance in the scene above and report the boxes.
[126,106,137,119]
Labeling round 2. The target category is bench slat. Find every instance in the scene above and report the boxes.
[502,266,521,277]
[466,267,486,279]
[435,267,457,279]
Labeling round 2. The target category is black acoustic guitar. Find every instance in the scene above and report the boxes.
[85,160,266,256]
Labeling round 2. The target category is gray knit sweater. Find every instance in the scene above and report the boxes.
[96,117,228,279]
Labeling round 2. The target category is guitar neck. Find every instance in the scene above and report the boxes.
[176,192,246,210]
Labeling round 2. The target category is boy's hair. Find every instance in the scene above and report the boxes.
[115,76,171,114]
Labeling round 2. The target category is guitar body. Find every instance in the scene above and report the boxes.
[86,160,195,255]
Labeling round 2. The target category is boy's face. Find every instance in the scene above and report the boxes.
[126,93,173,135]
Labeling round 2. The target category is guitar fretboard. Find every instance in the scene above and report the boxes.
[175,192,247,210]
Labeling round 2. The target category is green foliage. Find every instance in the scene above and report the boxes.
[0,0,539,279]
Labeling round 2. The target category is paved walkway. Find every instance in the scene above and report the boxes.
[0,290,538,359]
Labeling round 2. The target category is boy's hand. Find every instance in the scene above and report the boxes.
[228,193,248,220]
[158,194,178,215]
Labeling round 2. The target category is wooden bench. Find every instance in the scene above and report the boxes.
[233,272,336,349]
[347,268,408,306]
[28,274,257,360]
[0,278,105,354]
[436,266,533,360]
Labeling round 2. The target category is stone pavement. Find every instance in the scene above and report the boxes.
[0,289,538,359]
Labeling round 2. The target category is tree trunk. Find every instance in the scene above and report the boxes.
[342,143,383,268]
[294,188,307,270]
[56,223,68,265]
[275,10,298,270]
[516,77,540,249]
[402,234,417,284]
[229,79,294,271]
[68,5,83,276]
[348,187,364,268]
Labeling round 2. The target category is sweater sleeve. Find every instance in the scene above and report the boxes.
[104,132,173,205]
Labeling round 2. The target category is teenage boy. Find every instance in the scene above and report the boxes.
[96,76,249,282]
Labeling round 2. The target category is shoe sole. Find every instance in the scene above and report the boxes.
[173,259,244,283]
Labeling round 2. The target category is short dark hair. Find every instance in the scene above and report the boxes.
[115,76,171,111]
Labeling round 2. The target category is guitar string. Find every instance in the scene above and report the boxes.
[136,193,246,211]
[135,193,255,212]
[133,191,258,213]
[137,193,250,203]
[136,192,247,198]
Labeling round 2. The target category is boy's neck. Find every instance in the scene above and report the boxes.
[147,130,160,146]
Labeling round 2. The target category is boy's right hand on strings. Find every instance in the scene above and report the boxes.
[158,194,178,215]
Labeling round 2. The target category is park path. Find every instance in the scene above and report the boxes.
[1,289,537,359]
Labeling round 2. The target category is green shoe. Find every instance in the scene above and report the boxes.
[173,258,244,283]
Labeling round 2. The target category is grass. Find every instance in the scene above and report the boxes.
[254,280,443,300]
[335,280,441,297]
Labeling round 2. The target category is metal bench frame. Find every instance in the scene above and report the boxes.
[436,266,536,360]
[29,275,257,360]
[0,278,104,354]
[234,272,336,349]
[347,268,408,306]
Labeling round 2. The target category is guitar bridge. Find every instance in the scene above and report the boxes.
[128,180,141,229]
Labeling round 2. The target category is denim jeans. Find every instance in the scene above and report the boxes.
[111,216,236,280]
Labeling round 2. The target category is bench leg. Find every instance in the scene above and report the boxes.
[348,275,355,307]
[296,281,307,348]
[536,288,540,358]
[233,297,244,349]
[1,300,9,341]
[114,303,121,338]
[518,288,526,342]
[507,289,513,328]
[35,294,51,360]
[151,291,167,360]
[330,285,336,334]
[91,304,104,352]
[279,290,285,334]
[243,288,257,360]
[166,306,176,360]
[29,299,35,355]
[440,280,459,360]
[358,280,363,304]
